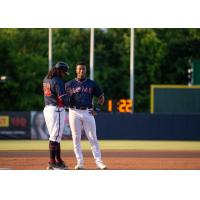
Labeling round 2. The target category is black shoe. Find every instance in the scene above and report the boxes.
[56,161,68,170]
[47,162,57,170]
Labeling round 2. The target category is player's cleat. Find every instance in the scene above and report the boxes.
[74,164,84,170]
[56,161,68,170]
[47,162,58,170]
[96,162,107,170]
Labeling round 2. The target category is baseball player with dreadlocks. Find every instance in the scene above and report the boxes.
[65,61,107,170]
[43,61,70,170]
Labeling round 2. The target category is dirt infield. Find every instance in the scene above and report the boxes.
[1,150,200,170]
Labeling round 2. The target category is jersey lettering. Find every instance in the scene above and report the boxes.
[65,79,102,108]
[72,86,92,94]
[43,83,52,96]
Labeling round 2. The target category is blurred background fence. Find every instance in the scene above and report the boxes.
[1,111,200,140]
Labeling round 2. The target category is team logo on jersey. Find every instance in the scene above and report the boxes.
[72,87,92,94]
[73,87,81,93]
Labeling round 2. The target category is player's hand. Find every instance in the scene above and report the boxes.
[66,88,74,96]
[88,109,97,116]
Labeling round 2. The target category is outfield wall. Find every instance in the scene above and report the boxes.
[96,113,200,140]
[0,112,200,140]
[0,112,30,139]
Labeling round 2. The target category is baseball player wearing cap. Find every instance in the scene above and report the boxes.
[65,61,107,170]
[43,61,70,170]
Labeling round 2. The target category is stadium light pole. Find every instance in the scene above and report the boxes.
[130,28,134,113]
[48,28,52,71]
[90,28,94,80]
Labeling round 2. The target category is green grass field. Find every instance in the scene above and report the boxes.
[0,140,200,151]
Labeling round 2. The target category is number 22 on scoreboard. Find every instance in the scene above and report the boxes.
[118,99,133,112]
[108,99,133,113]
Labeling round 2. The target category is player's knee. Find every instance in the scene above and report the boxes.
[73,132,81,141]
[89,137,98,146]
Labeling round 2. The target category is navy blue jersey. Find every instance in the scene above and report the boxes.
[43,75,70,107]
[65,78,103,108]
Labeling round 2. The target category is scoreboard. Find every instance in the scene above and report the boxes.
[106,99,133,113]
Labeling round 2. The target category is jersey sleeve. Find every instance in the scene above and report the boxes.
[54,77,70,106]
[93,81,103,97]
[65,81,71,91]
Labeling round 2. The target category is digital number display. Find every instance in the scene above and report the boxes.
[107,99,133,113]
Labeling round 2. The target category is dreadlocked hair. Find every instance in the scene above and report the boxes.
[47,67,63,79]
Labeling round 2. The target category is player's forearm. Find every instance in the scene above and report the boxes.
[97,95,105,105]
[58,94,71,107]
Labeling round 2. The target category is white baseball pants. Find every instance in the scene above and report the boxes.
[43,105,65,143]
[69,108,102,166]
